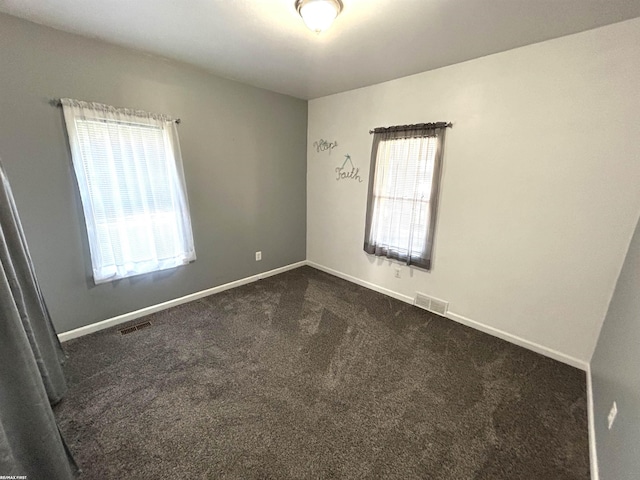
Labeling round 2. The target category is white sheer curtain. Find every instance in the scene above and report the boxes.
[61,99,196,284]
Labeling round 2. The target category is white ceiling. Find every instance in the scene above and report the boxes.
[2,0,640,99]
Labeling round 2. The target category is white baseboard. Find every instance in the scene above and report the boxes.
[62,259,590,371]
[306,261,588,371]
[57,261,307,342]
[307,261,415,305]
[445,311,588,370]
[587,365,600,480]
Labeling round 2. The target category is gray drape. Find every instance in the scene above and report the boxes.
[0,163,77,479]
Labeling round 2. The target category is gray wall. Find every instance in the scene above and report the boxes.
[591,212,640,479]
[0,13,307,333]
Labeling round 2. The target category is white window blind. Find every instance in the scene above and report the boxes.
[364,125,447,270]
[371,136,436,257]
[61,99,196,284]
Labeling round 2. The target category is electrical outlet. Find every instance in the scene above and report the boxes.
[394,267,401,278]
[608,401,618,430]
[255,251,262,261]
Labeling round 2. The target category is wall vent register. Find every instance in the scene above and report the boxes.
[415,293,449,316]
[119,321,152,335]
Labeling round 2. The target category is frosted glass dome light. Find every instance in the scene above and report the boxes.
[295,0,343,33]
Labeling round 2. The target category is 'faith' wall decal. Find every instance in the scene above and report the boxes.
[336,154,363,183]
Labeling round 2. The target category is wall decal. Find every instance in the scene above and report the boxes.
[313,138,338,154]
[336,154,363,183]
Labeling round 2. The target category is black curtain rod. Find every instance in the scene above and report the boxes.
[369,122,452,134]
[49,99,181,124]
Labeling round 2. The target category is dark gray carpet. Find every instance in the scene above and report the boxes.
[55,266,590,479]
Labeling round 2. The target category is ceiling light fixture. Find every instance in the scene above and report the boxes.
[295,0,343,33]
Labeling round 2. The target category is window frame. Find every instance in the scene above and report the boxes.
[61,98,196,284]
[363,123,448,271]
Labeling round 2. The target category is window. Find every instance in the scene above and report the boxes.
[61,99,196,284]
[363,123,448,270]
